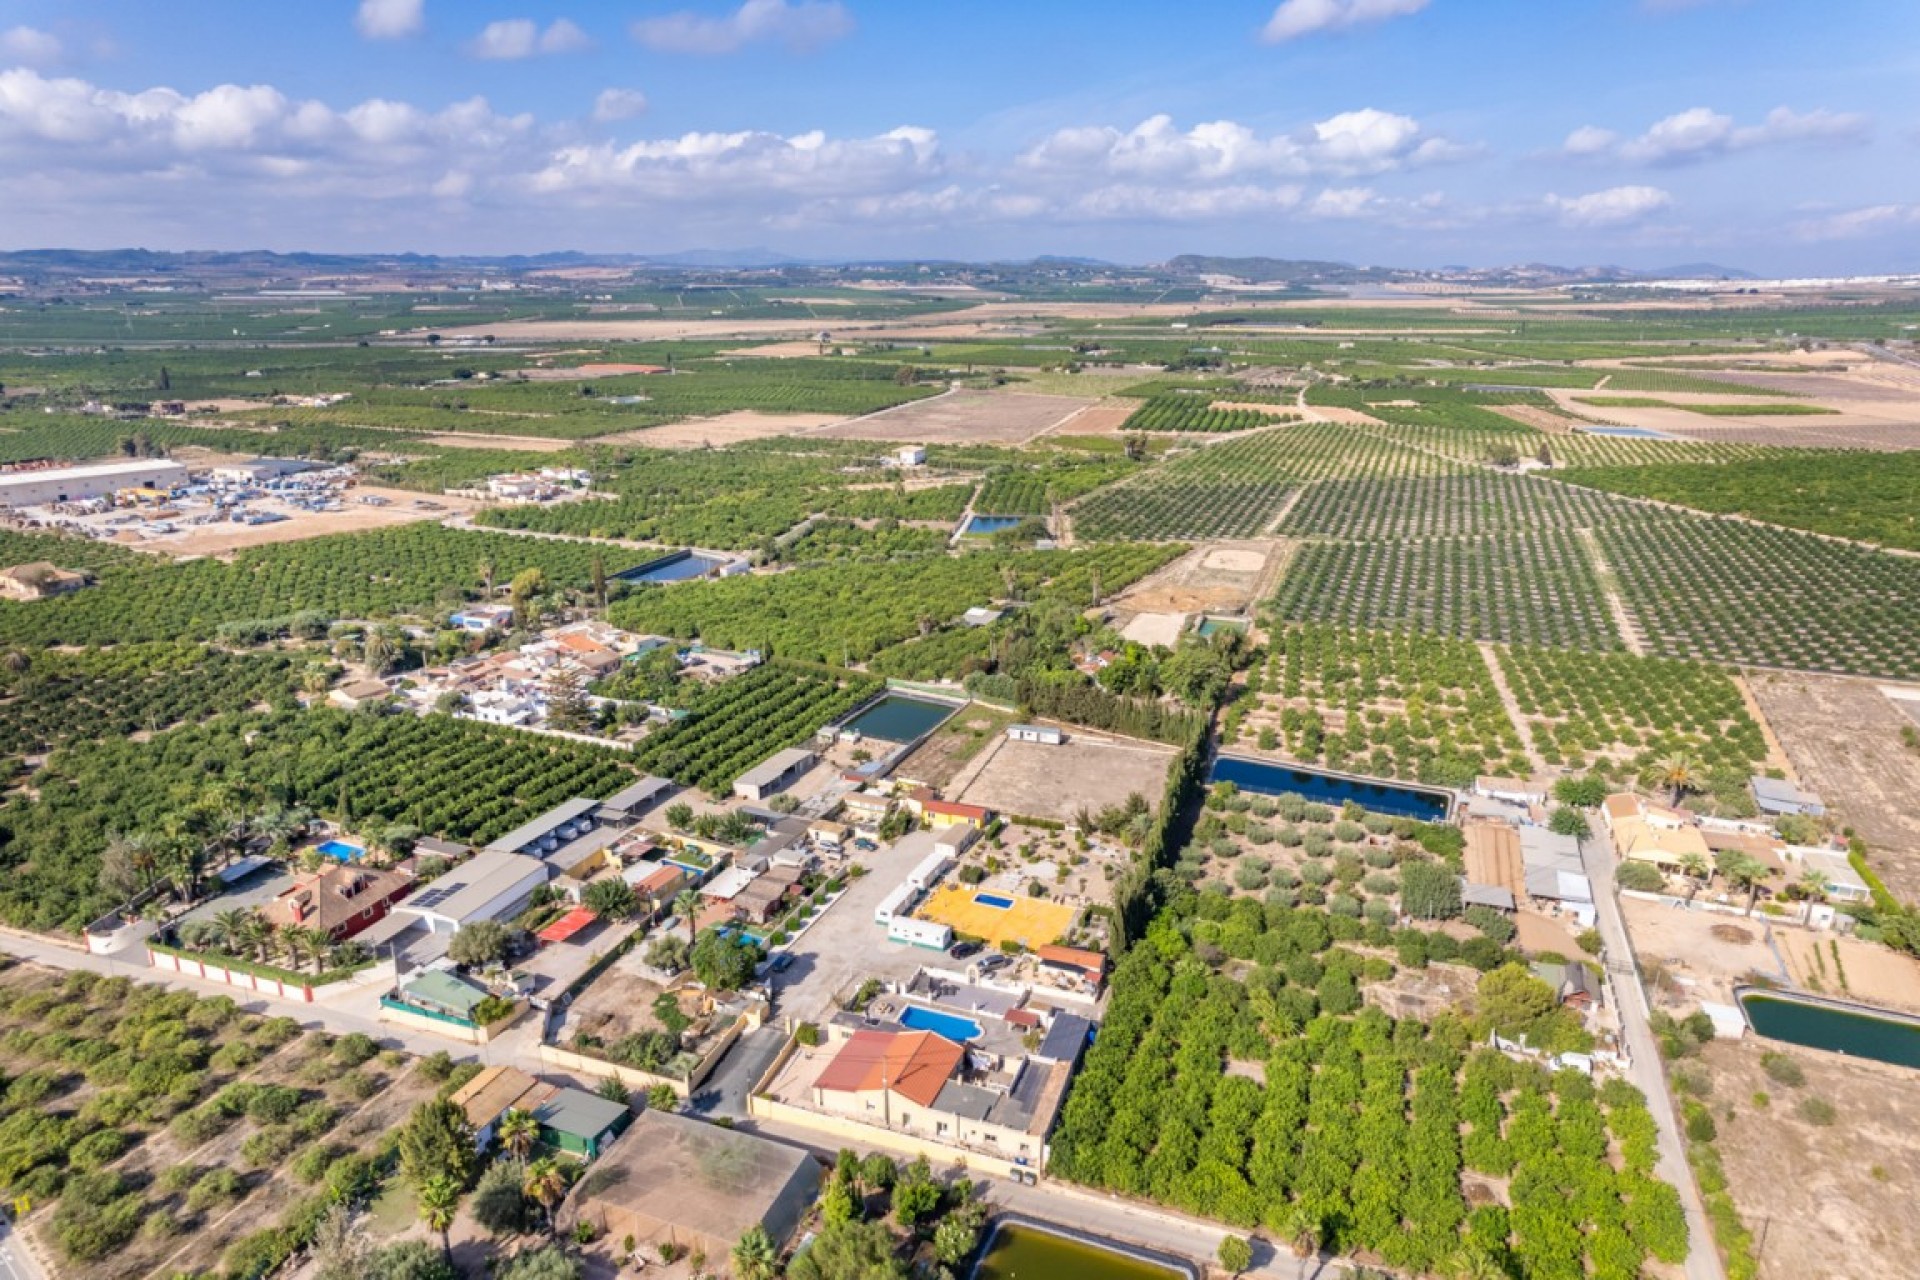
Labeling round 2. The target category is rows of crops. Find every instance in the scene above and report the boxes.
[1278,473,1642,541]
[608,544,1179,666]
[633,664,882,796]
[0,524,630,647]
[1234,624,1527,786]
[1073,425,1454,540]
[1596,515,1920,678]
[0,710,639,931]
[1562,451,1920,551]
[1121,394,1290,433]
[1362,424,1799,469]
[0,646,300,758]
[975,457,1137,515]
[1496,645,1770,780]
[1273,529,1623,651]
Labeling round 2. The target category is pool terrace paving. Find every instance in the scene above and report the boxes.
[917,884,1077,950]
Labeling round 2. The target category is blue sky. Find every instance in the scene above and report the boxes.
[1,0,1916,271]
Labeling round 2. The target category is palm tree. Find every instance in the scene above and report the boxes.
[1716,851,1770,917]
[1280,1204,1320,1260]
[477,558,496,600]
[417,1174,461,1264]
[1798,867,1828,923]
[362,628,396,676]
[1650,752,1703,809]
[1677,850,1711,902]
[522,1157,569,1240]
[730,1225,780,1280]
[497,1108,540,1161]
[290,926,334,975]
[209,907,252,955]
[674,889,703,948]
[238,915,276,964]
[1449,1243,1507,1280]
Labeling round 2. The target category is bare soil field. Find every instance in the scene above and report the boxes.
[1119,612,1188,647]
[893,706,1016,791]
[1107,540,1274,615]
[1622,896,1783,1005]
[950,730,1175,824]
[1691,1035,1920,1280]
[1748,673,1920,897]
[152,487,479,558]
[600,410,845,448]
[1487,403,1579,433]
[812,389,1093,445]
[1048,401,1139,435]
[1774,929,1920,1013]
[420,431,574,451]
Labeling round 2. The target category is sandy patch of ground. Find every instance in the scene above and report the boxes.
[1120,612,1188,646]
[719,341,834,358]
[1108,540,1273,617]
[892,707,1016,791]
[598,410,845,449]
[951,728,1175,825]
[1622,896,1784,1005]
[1047,402,1139,435]
[1748,672,1920,898]
[420,431,574,452]
[1692,1035,1920,1280]
[514,362,669,379]
[812,389,1093,445]
[153,487,478,558]
[1775,930,1920,1014]
[1486,403,1579,433]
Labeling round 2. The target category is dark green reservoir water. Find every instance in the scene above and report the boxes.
[1739,990,1920,1068]
[971,1223,1192,1280]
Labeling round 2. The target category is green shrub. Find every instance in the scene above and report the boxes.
[1760,1051,1805,1087]
[1796,1096,1836,1126]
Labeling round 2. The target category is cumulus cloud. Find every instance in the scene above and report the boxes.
[631,0,853,55]
[0,26,62,66]
[1545,185,1672,227]
[356,0,425,40]
[466,18,592,60]
[1563,105,1870,164]
[1793,203,1920,242]
[1262,0,1427,43]
[592,88,649,123]
[1019,110,1466,183]
[531,125,940,201]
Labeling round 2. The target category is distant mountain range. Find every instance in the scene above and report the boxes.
[0,246,1755,285]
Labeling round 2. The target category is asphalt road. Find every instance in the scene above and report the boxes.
[0,1219,46,1280]
[1579,834,1727,1280]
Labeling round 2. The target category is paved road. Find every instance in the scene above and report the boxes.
[0,1220,46,1280]
[687,1023,788,1119]
[1579,835,1727,1280]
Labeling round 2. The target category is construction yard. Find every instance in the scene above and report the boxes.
[948,729,1176,825]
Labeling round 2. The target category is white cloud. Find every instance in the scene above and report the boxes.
[1262,0,1427,43]
[467,18,592,60]
[1793,203,1920,242]
[356,0,425,40]
[631,0,853,55]
[1019,109,1466,183]
[1310,186,1376,218]
[531,124,940,201]
[592,89,649,123]
[1564,104,1870,164]
[0,26,63,66]
[1545,185,1673,227]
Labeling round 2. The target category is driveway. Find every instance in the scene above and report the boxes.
[1579,833,1726,1280]
[772,832,958,1025]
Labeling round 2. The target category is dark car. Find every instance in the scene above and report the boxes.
[947,940,982,960]
[769,951,796,973]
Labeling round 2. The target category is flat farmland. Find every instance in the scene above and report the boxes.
[813,388,1095,444]
[600,409,846,448]
[1748,672,1920,897]
[950,728,1175,823]
[1106,540,1275,615]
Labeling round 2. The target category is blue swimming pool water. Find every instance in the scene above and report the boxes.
[1584,426,1669,439]
[962,515,1028,536]
[614,549,727,583]
[974,893,1015,910]
[899,1005,984,1044]
[316,840,363,862]
[841,695,956,744]
[1208,755,1452,822]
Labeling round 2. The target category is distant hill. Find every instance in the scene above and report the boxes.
[1642,263,1759,281]
[1160,254,1405,285]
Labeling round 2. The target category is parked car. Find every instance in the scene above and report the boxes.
[947,941,982,960]
[978,953,1010,973]
[769,951,796,973]
[853,838,879,852]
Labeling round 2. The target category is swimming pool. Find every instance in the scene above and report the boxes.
[316,839,363,862]
[1209,755,1452,822]
[974,893,1015,910]
[1584,426,1670,439]
[898,1005,984,1044]
[961,514,1035,537]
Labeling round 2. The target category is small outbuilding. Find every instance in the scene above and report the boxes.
[733,747,816,802]
[1751,776,1826,818]
[1006,723,1064,746]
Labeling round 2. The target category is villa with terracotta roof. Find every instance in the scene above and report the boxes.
[258,864,413,941]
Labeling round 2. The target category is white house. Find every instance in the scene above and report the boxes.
[396,849,550,934]
[1006,724,1063,746]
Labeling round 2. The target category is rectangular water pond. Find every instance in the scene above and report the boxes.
[1583,426,1671,439]
[613,549,727,584]
[898,1004,983,1044]
[841,694,957,744]
[962,514,1035,536]
[971,1223,1192,1280]
[1739,990,1920,1069]
[1209,755,1452,822]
